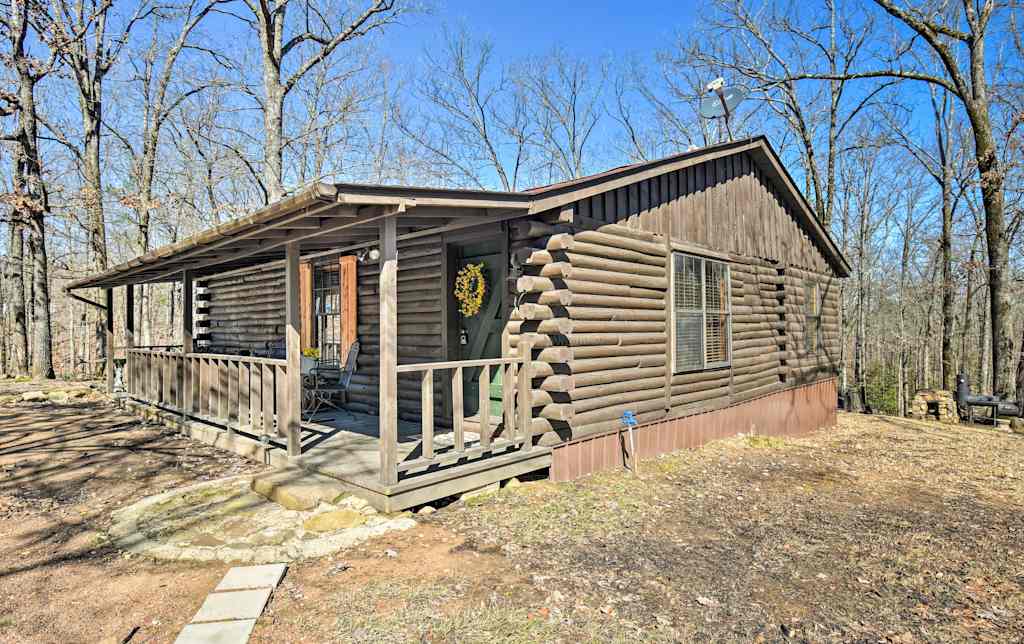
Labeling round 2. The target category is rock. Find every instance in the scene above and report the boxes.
[251,469,348,511]
[68,388,91,399]
[417,505,436,515]
[21,390,47,402]
[302,509,366,532]
[460,482,500,503]
[908,389,958,424]
[46,391,69,404]
[1011,418,1024,435]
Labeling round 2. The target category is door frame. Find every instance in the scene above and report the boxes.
[441,226,510,419]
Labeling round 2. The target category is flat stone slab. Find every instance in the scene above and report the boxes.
[251,468,348,510]
[174,619,256,644]
[215,564,288,592]
[192,588,273,623]
[107,476,416,563]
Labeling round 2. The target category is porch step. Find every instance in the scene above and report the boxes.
[251,468,348,511]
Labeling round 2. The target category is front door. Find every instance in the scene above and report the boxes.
[449,237,506,419]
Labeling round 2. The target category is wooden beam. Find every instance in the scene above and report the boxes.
[379,216,399,486]
[285,241,302,457]
[105,288,114,393]
[182,270,194,353]
[147,205,388,283]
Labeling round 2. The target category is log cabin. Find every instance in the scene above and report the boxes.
[68,136,848,511]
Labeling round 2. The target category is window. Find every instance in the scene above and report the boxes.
[804,280,821,354]
[314,266,341,363]
[673,252,731,371]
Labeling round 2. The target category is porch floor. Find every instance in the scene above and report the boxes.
[285,409,551,510]
[120,396,552,511]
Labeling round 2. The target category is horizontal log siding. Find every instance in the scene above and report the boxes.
[781,266,841,385]
[512,223,670,443]
[205,263,286,353]
[346,234,447,421]
[571,151,830,274]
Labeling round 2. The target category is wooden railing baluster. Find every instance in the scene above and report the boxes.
[479,364,490,448]
[421,369,434,459]
[453,366,464,453]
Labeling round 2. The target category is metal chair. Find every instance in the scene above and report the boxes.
[303,342,360,421]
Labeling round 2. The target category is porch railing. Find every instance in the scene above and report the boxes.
[389,340,533,479]
[125,349,289,438]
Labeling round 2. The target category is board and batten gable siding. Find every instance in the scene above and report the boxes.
[569,151,830,274]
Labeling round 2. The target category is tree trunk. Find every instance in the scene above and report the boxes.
[939,158,954,391]
[26,213,53,379]
[263,81,285,203]
[1016,323,1024,409]
[5,220,28,375]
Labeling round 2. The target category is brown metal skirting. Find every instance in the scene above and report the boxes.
[550,378,838,482]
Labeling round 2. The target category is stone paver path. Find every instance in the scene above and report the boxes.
[175,564,287,644]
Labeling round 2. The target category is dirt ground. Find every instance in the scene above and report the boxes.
[1,378,1022,643]
[0,379,265,643]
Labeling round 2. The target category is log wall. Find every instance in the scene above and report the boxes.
[204,263,286,353]
[346,233,448,420]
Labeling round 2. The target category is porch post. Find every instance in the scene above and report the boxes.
[125,284,135,349]
[285,241,302,457]
[125,284,134,394]
[181,270,194,353]
[379,216,398,485]
[104,288,114,393]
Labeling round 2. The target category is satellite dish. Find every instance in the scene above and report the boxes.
[698,78,748,141]
[698,86,748,118]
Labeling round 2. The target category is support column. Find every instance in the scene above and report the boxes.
[125,284,135,394]
[285,242,302,457]
[182,270,194,353]
[104,288,114,393]
[379,216,398,485]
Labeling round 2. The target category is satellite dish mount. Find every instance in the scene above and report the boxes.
[699,77,747,142]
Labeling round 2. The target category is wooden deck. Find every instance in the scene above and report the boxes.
[290,410,551,511]
[120,396,550,512]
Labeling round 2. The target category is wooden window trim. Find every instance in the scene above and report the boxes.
[804,279,821,354]
[671,251,732,374]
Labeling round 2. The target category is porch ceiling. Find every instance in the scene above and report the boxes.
[67,183,532,290]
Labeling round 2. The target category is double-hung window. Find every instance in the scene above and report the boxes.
[673,252,731,372]
[804,280,821,354]
[313,266,341,363]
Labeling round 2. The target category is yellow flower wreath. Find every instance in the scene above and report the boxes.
[454,263,486,317]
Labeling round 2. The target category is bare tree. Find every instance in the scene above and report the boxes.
[517,49,605,183]
[106,0,223,343]
[789,0,1017,396]
[681,0,893,227]
[231,0,406,202]
[396,28,532,190]
[1,0,56,378]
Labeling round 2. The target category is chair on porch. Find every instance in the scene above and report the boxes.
[302,342,360,421]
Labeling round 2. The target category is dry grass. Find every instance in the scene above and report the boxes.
[257,412,1024,642]
[1,379,1021,643]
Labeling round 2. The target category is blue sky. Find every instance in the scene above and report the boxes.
[387,1,698,66]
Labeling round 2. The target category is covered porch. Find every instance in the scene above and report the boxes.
[69,183,550,510]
